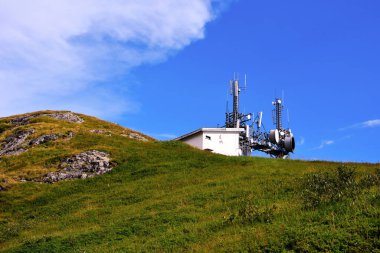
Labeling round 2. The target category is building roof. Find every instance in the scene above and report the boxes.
[175,128,244,141]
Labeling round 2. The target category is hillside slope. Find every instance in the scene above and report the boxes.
[0,111,379,252]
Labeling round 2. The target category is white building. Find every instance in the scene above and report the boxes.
[175,128,244,156]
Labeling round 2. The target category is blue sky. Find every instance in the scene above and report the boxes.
[1,0,379,162]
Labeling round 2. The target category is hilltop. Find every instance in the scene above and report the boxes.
[0,111,379,252]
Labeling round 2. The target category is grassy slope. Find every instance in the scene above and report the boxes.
[0,112,379,252]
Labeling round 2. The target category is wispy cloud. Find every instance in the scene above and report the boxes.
[312,135,351,150]
[0,0,230,118]
[314,140,334,150]
[298,136,305,146]
[362,119,380,127]
[340,119,380,130]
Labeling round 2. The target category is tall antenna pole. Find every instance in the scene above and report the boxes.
[287,108,290,128]
[232,79,239,128]
[282,90,284,104]
[225,101,229,127]
[273,98,283,130]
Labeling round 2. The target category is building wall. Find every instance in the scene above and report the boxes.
[181,130,242,156]
[182,132,203,150]
[202,131,241,156]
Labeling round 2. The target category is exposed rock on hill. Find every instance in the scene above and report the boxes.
[0,112,81,157]
[0,129,35,156]
[11,112,84,126]
[29,134,59,145]
[122,132,148,142]
[43,150,114,183]
[90,129,112,136]
[0,130,70,156]
[48,112,84,123]
[10,116,32,126]
[0,110,149,185]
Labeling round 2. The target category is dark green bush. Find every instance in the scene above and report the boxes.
[301,166,380,209]
[301,166,358,208]
[226,202,277,225]
[359,168,380,188]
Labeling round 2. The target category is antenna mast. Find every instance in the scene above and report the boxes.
[232,80,240,128]
[272,98,283,130]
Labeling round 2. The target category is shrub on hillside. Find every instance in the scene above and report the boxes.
[301,166,380,209]
[226,202,277,225]
[359,168,380,189]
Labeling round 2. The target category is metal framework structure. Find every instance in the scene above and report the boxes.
[224,77,295,158]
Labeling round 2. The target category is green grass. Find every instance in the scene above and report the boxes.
[0,111,379,252]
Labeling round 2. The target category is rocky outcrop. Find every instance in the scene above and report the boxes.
[0,130,70,156]
[90,129,112,136]
[0,129,35,156]
[10,116,31,126]
[29,134,59,145]
[48,112,84,123]
[121,132,148,142]
[43,150,114,183]
[10,112,84,126]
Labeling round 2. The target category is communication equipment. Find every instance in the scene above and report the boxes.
[223,76,295,158]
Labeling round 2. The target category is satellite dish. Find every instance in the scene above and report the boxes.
[269,129,280,144]
[284,136,295,152]
[258,112,263,128]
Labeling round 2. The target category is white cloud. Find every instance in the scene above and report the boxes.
[340,119,380,130]
[0,0,229,118]
[315,140,334,150]
[298,136,305,145]
[362,119,380,127]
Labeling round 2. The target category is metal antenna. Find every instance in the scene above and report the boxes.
[232,79,239,128]
[287,108,290,128]
[282,90,285,103]
[218,76,296,158]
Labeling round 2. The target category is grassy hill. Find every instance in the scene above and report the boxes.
[0,111,379,252]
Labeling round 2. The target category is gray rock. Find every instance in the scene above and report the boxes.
[0,130,63,157]
[43,150,114,183]
[29,134,59,145]
[121,132,148,142]
[66,131,74,139]
[10,112,84,126]
[90,129,112,136]
[10,116,31,126]
[48,112,84,123]
[0,129,35,156]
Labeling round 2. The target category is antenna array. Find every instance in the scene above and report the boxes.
[223,75,295,158]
